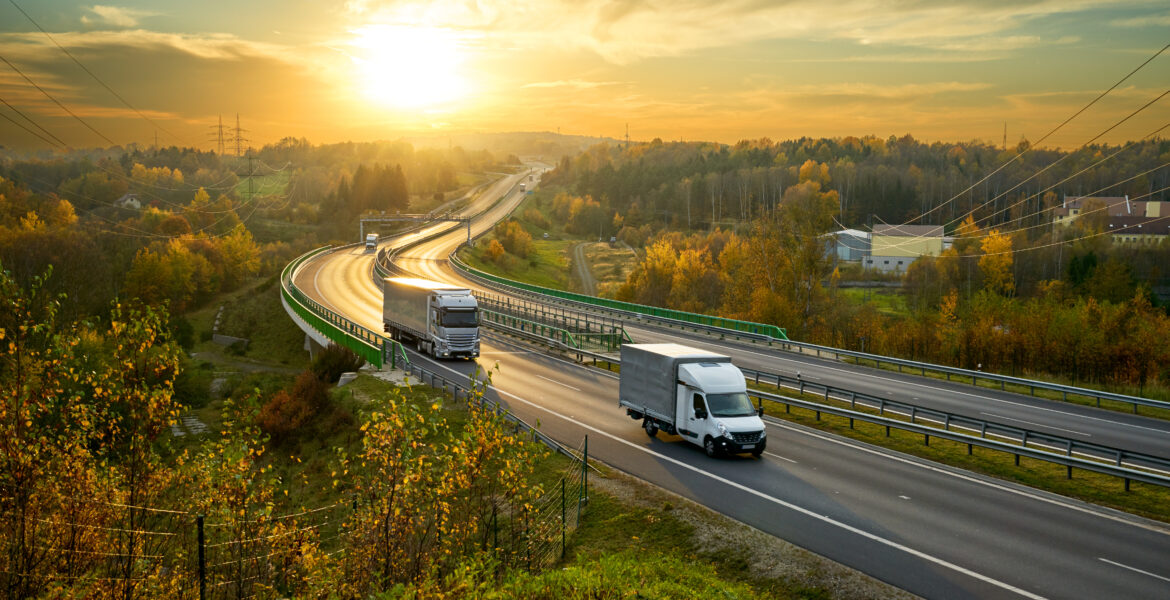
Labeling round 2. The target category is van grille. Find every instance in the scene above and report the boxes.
[731,431,763,444]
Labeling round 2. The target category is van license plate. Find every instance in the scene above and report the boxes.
[743,444,754,449]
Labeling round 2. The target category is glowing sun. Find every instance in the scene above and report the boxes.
[351,25,467,109]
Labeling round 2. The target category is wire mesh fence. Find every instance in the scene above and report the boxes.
[0,377,590,599]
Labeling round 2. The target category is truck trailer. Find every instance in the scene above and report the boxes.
[619,343,766,457]
[382,277,480,359]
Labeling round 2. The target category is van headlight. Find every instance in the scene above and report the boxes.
[759,428,766,438]
[717,422,729,439]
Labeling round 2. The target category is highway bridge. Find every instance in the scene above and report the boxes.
[284,169,1170,599]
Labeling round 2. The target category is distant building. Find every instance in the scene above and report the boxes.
[828,229,871,262]
[1107,215,1170,245]
[1054,196,1168,244]
[1052,196,1167,226]
[116,193,141,210]
[865,224,943,273]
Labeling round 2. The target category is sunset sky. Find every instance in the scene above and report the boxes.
[0,1,1167,151]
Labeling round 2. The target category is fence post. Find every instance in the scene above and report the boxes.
[580,436,589,512]
[197,514,206,600]
[561,478,566,560]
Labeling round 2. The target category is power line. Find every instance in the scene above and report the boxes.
[6,0,191,147]
[0,101,64,149]
[873,85,1170,255]
[0,53,118,146]
[0,94,69,148]
[903,42,1170,230]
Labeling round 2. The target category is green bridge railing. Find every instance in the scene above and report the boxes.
[281,245,408,370]
[451,255,788,341]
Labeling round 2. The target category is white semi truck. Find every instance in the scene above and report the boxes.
[382,277,480,359]
[365,233,379,249]
[619,343,766,457]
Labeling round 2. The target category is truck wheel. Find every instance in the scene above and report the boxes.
[704,437,719,458]
[643,420,658,438]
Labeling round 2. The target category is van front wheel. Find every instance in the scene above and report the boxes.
[704,437,719,458]
[643,420,658,438]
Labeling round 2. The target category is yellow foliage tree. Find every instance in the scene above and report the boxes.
[979,229,1015,296]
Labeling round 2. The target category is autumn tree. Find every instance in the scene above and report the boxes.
[979,229,1015,296]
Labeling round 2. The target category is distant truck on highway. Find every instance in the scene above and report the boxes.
[519,183,526,192]
[382,277,480,359]
[365,233,378,249]
[619,343,766,457]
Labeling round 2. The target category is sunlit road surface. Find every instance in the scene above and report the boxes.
[294,168,1170,599]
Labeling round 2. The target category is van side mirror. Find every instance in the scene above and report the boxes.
[758,405,764,417]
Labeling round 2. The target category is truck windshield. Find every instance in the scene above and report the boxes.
[441,309,478,328]
[706,392,756,417]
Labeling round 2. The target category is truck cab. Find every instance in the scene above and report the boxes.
[365,233,378,249]
[428,290,480,359]
[675,362,766,457]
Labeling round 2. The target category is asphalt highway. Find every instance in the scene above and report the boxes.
[290,169,1170,598]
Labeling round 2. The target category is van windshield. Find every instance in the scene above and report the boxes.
[441,309,478,328]
[706,392,756,417]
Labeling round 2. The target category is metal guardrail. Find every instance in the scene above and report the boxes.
[487,320,1170,489]
[449,252,1169,416]
[740,367,1170,479]
[478,292,629,353]
[281,245,408,370]
[772,342,1170,414]
[751,388,1170,490]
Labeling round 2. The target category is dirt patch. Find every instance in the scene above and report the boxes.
[582,242,638,296]
[588,468,919,599]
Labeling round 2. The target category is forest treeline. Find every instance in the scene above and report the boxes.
[536,138,1170,389]
[0,138,513,318]
[543,136,1170,232]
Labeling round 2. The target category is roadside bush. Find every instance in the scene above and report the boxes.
[522,208,549,229]
[171,314,195,350]
[494,219,532,258]
[173,358,213,408]
[483,239,506,264]
[257,371,330,440]
[311,343,365,384]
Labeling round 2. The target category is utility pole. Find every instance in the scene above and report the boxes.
[229,113,250,157]
[1003,122,1007,151]
[208,115,225,155]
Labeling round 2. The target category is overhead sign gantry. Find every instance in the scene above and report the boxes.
[359,213,473,244]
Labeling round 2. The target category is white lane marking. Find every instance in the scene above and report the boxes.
[481,335,1170,535]
[1098,558,1170,583]
[666,335,1168,434]
[762,418,1170,536]
[899,495,911,500]
[423,362,1049,599]
[309,254,346,315]
[536,374,581,392]
[980,412,1092,437]
[765,452,797,464]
